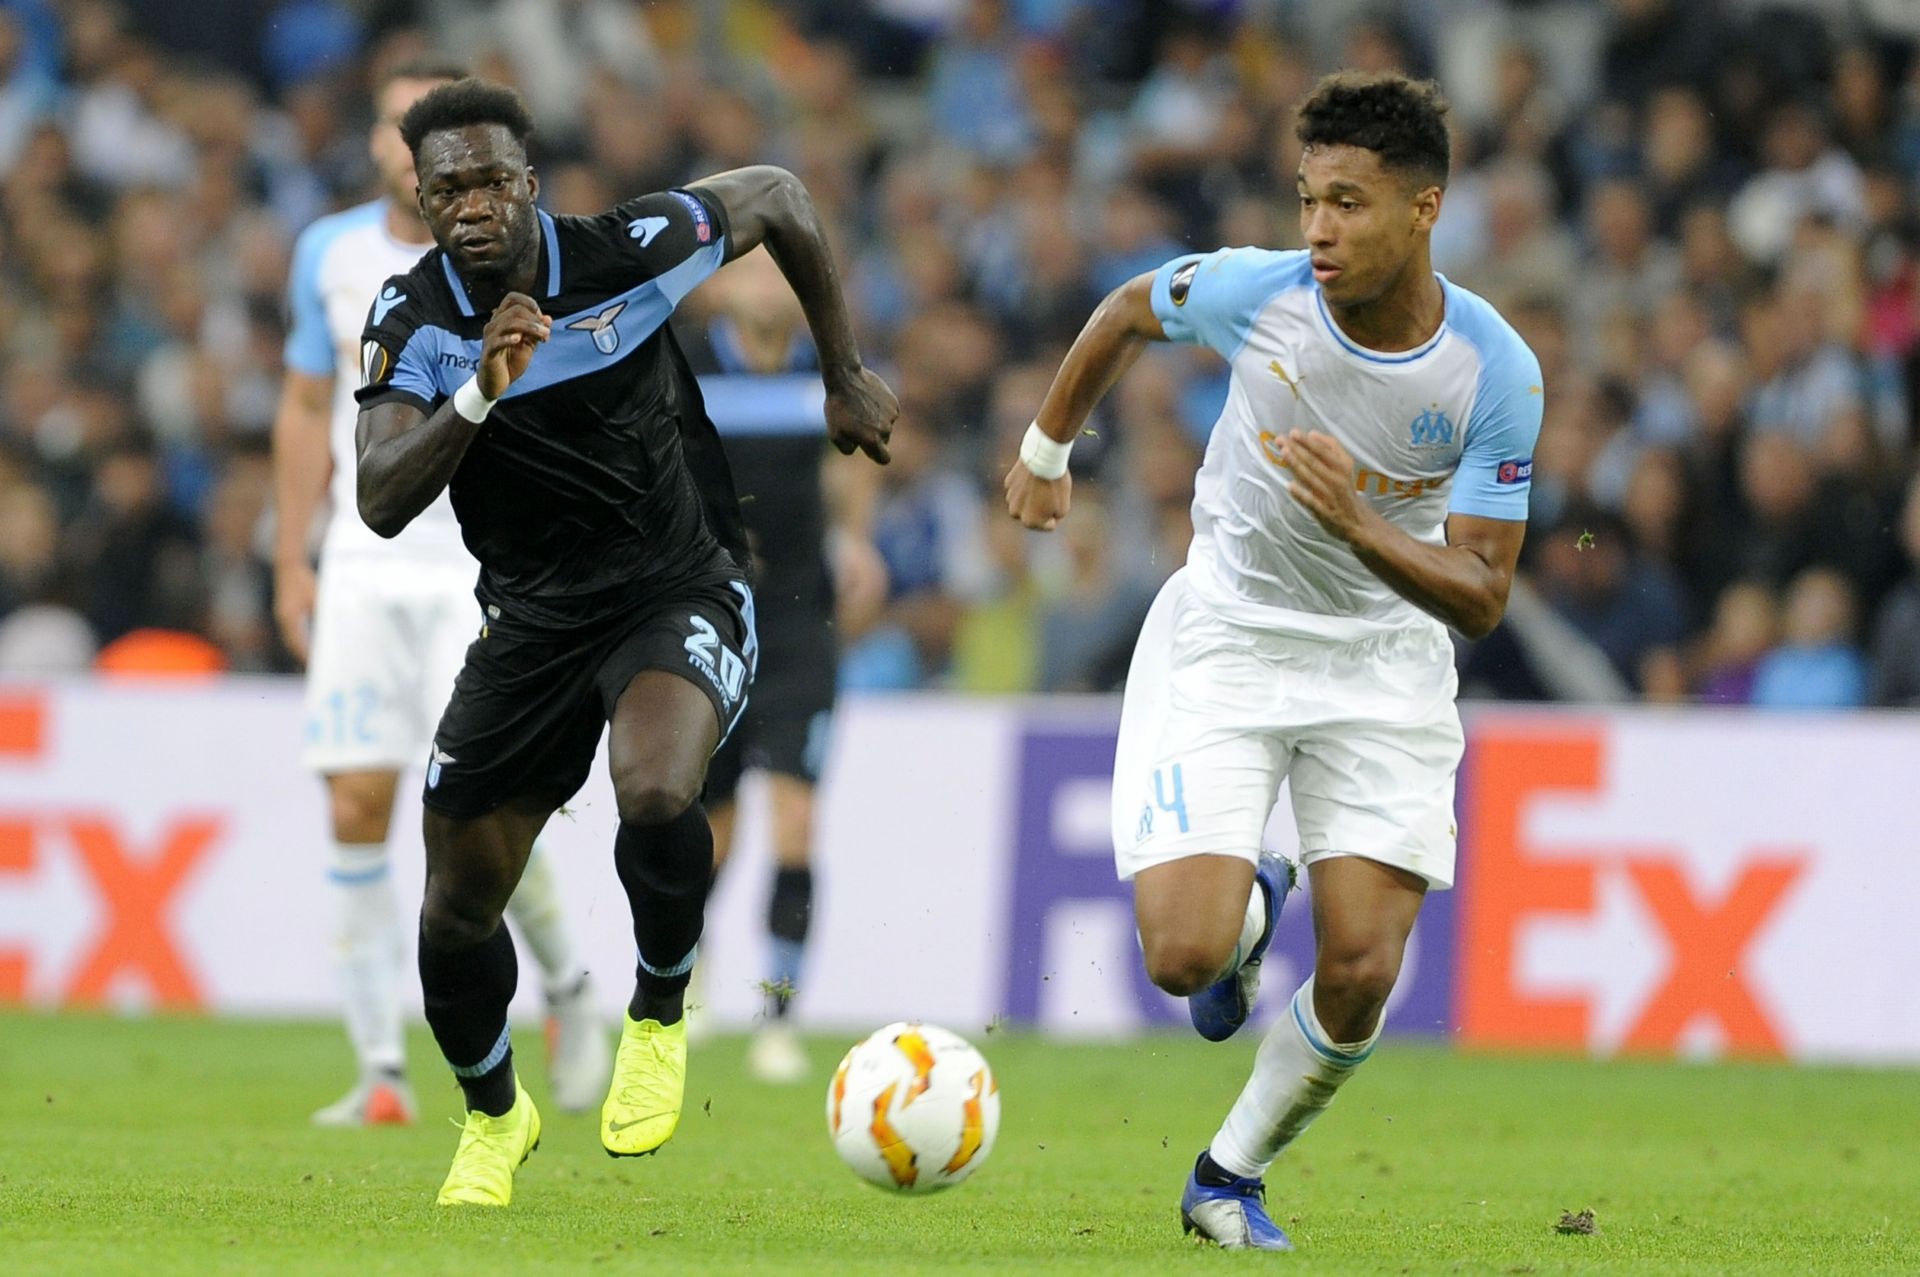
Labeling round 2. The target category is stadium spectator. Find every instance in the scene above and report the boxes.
[1694,580,1780,704]
[1535,505,1689,695]
[1728,99,1867,266]
[1751,566,1870,707]
[1869,473,1920,705]
[66,434,203,646]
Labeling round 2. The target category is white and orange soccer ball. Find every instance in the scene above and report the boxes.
[826,1021,1001,1193]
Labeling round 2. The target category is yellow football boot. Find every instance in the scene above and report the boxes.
[600,1014,687,1157]
[436,1080,541,1207]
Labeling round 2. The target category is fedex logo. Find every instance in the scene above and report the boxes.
[1458,726,1805,1057]
[0,697,218,1007]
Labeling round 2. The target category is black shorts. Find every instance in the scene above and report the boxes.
[705,624,837,806]
[422,575,757,820]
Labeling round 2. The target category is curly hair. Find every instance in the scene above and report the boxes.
[1295,72,1451,189]
[398,78,534,158]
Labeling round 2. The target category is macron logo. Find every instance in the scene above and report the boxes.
[627,216,669,246]
[372,285,407,325]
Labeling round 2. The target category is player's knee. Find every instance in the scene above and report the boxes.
[327,784,393,844]
[1142,935,1230,997]
[1315,945,1400,1020]
[419,888,503,951]
[614,774,701,827]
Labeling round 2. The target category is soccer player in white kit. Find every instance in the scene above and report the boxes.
[272,60,610,1126]
[1006,73,1542,1251]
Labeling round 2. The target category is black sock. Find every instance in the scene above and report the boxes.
[615,802,714,1026]
[418,916,518,1116]
[766,866,812,1020]
[1195,1150,1240,1187]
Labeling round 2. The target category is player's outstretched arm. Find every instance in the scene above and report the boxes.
[1005,271,1166,531]
[688,165,895,464]
[1283,428,1525,638]
[356,293,550,537]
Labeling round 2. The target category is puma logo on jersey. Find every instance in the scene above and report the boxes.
[627,216,669,246]
[372,284,407,324]
[567,301,629,355]
[1268,359,1305,399]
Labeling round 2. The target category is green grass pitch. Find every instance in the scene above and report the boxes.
[3,1013,1915,1275]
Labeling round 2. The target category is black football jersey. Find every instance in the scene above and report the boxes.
[678,317,832,646]
[354,187,747,629]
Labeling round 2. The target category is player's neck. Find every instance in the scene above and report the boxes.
[383,199,433,250]
[1323,256,1444,353]
[462,245,541,314]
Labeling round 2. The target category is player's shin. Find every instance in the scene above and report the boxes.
[766,866,812,1018]
[1207,976,1383,1178]
[614,804,714,1024]
[419,917,520,1115]
[327,841,406,1076]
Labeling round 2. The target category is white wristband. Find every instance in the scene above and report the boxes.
[1019,422,1073,480]
[453,376,497,423]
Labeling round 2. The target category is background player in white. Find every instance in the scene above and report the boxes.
[1006,72,1542,1251]
[272,59,609,1126]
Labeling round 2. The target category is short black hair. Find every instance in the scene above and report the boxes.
[1295,71,1451,190]
[379,56,469,94]
[398,77,534,159]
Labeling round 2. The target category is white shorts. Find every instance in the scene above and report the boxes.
[1111,569,1464,889]
[302,556,480,774]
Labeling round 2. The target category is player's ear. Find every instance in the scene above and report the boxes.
[1411,182,1442,233]
[526,166,539,203]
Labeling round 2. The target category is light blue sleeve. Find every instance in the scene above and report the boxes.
[1149,248,1309,361]
[282,220,335,377]
[1448,307,1544,521]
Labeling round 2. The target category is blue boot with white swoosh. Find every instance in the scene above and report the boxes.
[1180,1151,1294,1250]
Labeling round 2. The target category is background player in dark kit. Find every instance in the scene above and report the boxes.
[681,248,882,1083]
[352,79,895,1205]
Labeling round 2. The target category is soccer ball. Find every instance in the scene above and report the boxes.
[826,1021,1001,1193]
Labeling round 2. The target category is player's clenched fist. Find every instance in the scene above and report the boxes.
[1003,462,1071,532]
[1282,428,1368,542]
[479,292,550,398]
[825,366,898,464]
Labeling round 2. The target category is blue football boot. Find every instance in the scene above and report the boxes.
[1180,1152,1293,1251]
[1188,851,1294,1042]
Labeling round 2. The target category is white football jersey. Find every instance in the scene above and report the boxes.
[284,199,469,564]
[1150,248,1543,640]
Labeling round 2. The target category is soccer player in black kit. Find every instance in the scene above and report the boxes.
[352,79,895,1206]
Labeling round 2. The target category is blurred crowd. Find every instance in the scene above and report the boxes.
[1,0,1919,708]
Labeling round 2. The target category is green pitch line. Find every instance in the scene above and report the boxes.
[1,1013,1915,1275]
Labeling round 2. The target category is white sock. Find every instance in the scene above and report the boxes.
[504,842,584,998]
[327,841,405,1077]
[1209,975,1384,1178]
[1227,881,1268,975]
